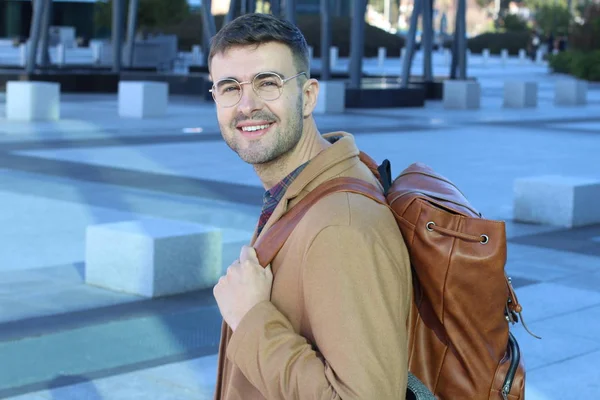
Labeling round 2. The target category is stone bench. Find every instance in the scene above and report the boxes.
[85,218,252,298]
[443,80,480,110]
[314,80,345,114]
[6,81,60,121]
[118,81,168,118]
[500,49,508,66]
[555,80,587,106]
[514,176,600,228]
[330,46,339,68]
[482,48,490,65]
[503,81,537,108]
[377,47,387,68]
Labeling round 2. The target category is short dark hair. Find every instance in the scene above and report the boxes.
[208,13,309,77]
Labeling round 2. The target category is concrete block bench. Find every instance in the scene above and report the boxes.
[503,81,538,108]
[514,176,600,228]
[118,81,168,118]
[314,81,345,114]
[443,80,480,110]
[555,80,587,106]
[6,81,60,121]
[85,218,230,298]
[330,46,339,68]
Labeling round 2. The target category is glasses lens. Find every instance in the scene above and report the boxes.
[214,79,241,107]
[253,73,283,101]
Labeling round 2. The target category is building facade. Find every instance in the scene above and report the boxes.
[0,0,352,42]
[0,0,96,40]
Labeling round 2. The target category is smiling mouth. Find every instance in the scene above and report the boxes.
[237,122,275,137]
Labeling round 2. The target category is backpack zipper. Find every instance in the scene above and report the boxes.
[501,332,521,400]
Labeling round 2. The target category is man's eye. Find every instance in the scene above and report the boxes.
[221,86,239,94]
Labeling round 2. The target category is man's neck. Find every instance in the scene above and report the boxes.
[254,119,330,190]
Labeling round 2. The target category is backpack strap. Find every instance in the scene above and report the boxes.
[253,177,387,267]
[358,151,392,195]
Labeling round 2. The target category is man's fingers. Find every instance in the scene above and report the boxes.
[264,265,273,280]
[240,245,260,265]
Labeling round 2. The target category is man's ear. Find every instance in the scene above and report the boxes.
[302,78,320,117]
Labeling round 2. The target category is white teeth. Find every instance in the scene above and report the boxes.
[241,124,270,132]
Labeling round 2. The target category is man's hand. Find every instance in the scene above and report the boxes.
[213,245,273,331]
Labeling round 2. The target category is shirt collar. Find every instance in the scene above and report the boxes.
[263,161,310,206]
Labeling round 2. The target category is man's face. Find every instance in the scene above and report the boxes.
[210,42,305,165]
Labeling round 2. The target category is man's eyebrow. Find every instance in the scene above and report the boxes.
[266,70,287,78]
[214,76,240,82]
[215,71,288,82]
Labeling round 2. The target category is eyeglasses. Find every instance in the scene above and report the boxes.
[210,71,307,108]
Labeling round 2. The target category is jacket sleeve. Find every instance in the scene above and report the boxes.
[225,224,411,399]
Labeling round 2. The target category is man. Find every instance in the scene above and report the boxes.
[209,13,412,399]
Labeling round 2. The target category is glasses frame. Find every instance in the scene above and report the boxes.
[209,71,307,108]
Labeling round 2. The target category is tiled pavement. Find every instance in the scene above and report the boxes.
[0,54,599,399]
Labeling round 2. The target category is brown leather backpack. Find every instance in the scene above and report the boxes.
[254,154,540,400]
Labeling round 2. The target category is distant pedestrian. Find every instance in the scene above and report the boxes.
[531,32,540,60]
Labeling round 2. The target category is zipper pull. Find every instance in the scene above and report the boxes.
[507,276,542,340]
[501,384,510,400]
[518,311,542,340]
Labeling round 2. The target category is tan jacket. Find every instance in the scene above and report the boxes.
[214,132,413,399]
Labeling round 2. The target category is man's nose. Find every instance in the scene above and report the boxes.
[237,84,262,115]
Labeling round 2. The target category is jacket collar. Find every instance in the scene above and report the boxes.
[251,132,360,245]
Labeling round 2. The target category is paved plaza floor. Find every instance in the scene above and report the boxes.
[1,55,599,399]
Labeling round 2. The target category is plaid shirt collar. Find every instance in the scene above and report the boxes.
[256,161,310,236]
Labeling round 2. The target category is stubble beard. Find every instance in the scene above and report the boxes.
[222,99,304,165]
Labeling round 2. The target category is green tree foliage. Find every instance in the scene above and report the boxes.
[94,0,190,36]
[547,4,600,81]
[549,50,600,81]
[500,13,529,32]
[570,3,600,51]
[522,0,568,8]
[475,0,492,8]
[533,3,572,35]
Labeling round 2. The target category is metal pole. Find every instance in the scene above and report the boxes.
[284,0,296,25]
[270,0,280,16]
[400,0,421,88]
[457,0,467,79]
[349,0,366,89]
[125,0,139,68]
[201,0,217,66]
[241,0,247,14]
[226,0,237,24]
[392,0,400,28]
[553,0,558,32]
[26,0,47,73]
[320,0,331,81]
[422,0,433,81]
[384,0,391,23]
[450,23,458,79]
[333,0,341,16]
[112,0,124,72]
[39,0,52,67]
